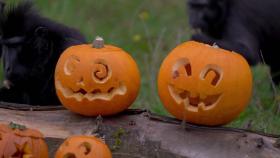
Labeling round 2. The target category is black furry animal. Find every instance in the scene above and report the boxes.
[0,0,4,13]
[0,1,86,105]
[187,0,280,83]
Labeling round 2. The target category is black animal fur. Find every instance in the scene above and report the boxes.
[187,0,280,83]
[0,1,86,105]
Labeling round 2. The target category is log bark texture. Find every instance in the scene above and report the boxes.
[0,102,279,158]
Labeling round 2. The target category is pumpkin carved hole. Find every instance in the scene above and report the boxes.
[63,153,76,158]
[173,70,179,79]
[107,87,115,93]
[91,89,102,94]
[178,89,220,107]
[77,77,84,85]
[79,142,92,155]
[92,62,112,84]
[64,55,80,76]
[56,81,127,101]
[169,86,221,111]
[173,63,191,79]
[200,65,223,86]
[179,91,189,99]
[172,58,191,79]
[76,89,88,95]
[204,69,220,86]
[94,64,109,80]
[12,142,32,158]
[184,63,192,76]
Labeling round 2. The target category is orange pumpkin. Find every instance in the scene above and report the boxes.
[55,37,141,116]
[0,122,49,158]
[55,135,112,158]
[157,41,253,126]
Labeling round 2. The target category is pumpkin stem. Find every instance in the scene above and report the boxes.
[93,36,104,48]
[9,122,27,131]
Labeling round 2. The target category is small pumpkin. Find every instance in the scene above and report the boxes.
[55,135,112,158]
[55,36,141,116]
[157,41,253,126]
[0,122,49,158]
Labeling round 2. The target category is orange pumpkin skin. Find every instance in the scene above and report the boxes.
[158,41,253,126]
[55,135,112,158]
[0,123,49,158]
[55,37,141,116]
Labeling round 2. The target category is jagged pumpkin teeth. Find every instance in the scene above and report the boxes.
[0,123,48,158]
[55,36,141,116]
[158,41,253,126]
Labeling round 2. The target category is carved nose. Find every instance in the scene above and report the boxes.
[77,77,85,87]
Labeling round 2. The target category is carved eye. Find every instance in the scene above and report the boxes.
[184,63,192,76]
[12,142,33,157]
[63,153,76,158]
[172,58,192,79]
[92,60,112,83]
[79,142,92,155]
[200,65,222,86]
[64,55,80,76]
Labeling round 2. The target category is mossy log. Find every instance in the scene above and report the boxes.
[0,102,279,158]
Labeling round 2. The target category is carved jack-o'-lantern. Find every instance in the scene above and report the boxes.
[0,122,49,158]
[55,135,112,158]
[55,37,140,116]
[158,41,253,126]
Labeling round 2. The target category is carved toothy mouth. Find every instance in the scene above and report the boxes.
[56,81,127,102]
[168,85,221,112]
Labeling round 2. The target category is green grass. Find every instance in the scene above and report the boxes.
[229,65,280,134]
[4,0,280,134]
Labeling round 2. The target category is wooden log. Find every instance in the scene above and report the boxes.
[0,102,279,158]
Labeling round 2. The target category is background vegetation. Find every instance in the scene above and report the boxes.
[3,0,280,134]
